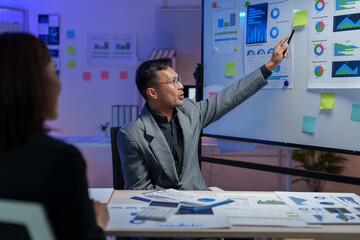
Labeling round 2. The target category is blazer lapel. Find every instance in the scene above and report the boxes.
[176,109,192,175]
[140,106,179,182]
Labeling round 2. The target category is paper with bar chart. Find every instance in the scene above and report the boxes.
[87,34,137,67]
[308,0,360,88]
[212,0,240,55]
[244,0,293,89]
[217,193,312,227]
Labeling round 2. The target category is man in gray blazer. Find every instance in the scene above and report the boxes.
[118,36,290,190]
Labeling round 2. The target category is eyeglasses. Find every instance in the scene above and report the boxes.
[154,76,182,88]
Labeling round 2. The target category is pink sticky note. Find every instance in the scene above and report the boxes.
[120,71,128,80]
[83,72,91,81]
[209,92,218,99]
[101,71,109,80]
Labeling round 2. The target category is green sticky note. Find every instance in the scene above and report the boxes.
[293,10,308,27]
[320,93,335,109]
[67,46,75,54]
[351,104,360,122]
[67,60,76,69]
[302,116,316,133]
[226,62,236,77]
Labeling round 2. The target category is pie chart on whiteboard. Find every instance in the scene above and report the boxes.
[316,21,325,33]
[315,66,324,77]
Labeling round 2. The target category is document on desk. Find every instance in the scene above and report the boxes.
[106,203,231,230]
[88,188,114,204]
[217,193,313,227]
[276,191,360,224]
[132,188,233,212]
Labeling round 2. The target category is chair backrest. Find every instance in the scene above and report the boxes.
[0,199,55,240]
[110,126,125,190]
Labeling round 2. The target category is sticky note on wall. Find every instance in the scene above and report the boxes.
[226,62,236,76]
[120,71,128,80]
[101,71,109,80]
[67,60,76,69]
[66,30,75,39]
[66,46,75,54]
[302,116,316,133]
[82,72,91,81]
[320,93,335,109]
[351,104,360,122]
[293,10,308,27]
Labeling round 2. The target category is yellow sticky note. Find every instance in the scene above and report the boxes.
[320,93,335,109]
[293,10,308,27]
[226,62,236,76]
[67,46,75,54]
[67,60,76,69]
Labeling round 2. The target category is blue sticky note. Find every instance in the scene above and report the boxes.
[351,104,360,122]
[302,116,316,133]
[66,30,75,39]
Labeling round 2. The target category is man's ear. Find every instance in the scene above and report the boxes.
[146,87,158,100]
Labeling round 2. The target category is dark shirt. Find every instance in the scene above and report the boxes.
[147,104,184,177]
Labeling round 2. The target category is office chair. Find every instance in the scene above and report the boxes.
[110,127,125,190]
[0,199,55,240]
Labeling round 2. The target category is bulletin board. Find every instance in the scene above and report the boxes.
[0,6,27,34]
[202,0,360,154]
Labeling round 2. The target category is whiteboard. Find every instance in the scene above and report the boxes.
[202,0,360,154]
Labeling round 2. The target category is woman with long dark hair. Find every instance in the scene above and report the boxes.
[0,32,109,239]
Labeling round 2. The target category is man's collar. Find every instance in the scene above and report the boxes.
[146,103,178,124]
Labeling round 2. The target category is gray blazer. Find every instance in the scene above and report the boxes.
[118,69,267,190]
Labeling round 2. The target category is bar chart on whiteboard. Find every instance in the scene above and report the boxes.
[243,0,293,89]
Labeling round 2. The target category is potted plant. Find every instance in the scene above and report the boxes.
[98,122,110,139]
[292,149,348,192]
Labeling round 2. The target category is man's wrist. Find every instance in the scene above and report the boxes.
[265,61,277,72]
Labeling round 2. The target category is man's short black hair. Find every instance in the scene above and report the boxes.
[136,58,171,100]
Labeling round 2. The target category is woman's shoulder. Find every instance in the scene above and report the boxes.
[31,134,82,159]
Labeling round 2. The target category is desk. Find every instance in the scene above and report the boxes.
[52,136,111,148]
[106,190,360,239]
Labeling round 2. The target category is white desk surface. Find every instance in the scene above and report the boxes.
[105,190,360,238]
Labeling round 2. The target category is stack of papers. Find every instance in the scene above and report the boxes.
[106,203,231,230]
[217,192,312,227]
[276,191,360,224]
[132,189,233,212]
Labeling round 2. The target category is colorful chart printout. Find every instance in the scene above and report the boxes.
[308,0,360,88]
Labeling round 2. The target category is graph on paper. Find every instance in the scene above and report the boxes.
[334,42,360,57]
[244,0,292,89]
[246,3,268,44]
[335,0,360,11]
[212,0,240,55]
[314,44,325,56]
[315,0,326,12]
[309,0,360,88]
[315,65,325,77]
[315,21,326,32]
[334,13,360,32]
[332,60,360,77]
